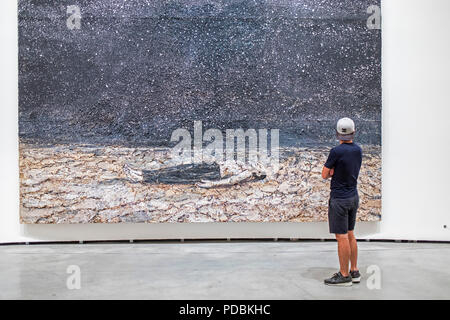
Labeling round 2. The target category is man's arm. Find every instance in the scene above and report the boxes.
[322,166,334,179]
[323,148,337,179]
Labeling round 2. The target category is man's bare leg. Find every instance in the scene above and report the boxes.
[335,233,350,276]
[348,230,358,271]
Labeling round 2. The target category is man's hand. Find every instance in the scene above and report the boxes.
[322,166,334,179]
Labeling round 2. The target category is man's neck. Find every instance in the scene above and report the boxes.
[340,140,353,144]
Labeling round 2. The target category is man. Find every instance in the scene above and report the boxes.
[322,117,362,287]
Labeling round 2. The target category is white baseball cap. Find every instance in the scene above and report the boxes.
[336,117,355,140]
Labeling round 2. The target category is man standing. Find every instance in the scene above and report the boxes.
[322,118,362,286]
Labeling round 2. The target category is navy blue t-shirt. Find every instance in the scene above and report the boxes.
[324,142,362,199]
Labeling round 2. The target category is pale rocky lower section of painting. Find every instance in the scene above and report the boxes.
[19,144,381,224]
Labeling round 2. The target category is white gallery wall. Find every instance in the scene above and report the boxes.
[1,0,449,243]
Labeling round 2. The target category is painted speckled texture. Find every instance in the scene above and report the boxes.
[18,0,381,147]
[18,0,382,224]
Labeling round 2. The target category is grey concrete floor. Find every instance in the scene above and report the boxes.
[0,241,449,299]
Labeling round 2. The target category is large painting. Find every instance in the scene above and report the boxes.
[19,0,381,223]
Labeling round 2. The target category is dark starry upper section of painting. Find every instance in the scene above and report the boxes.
[18,0,381,147]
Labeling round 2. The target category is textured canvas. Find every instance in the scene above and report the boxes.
[19,0,381,224]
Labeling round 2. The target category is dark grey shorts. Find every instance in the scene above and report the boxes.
[328,194,359,234]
